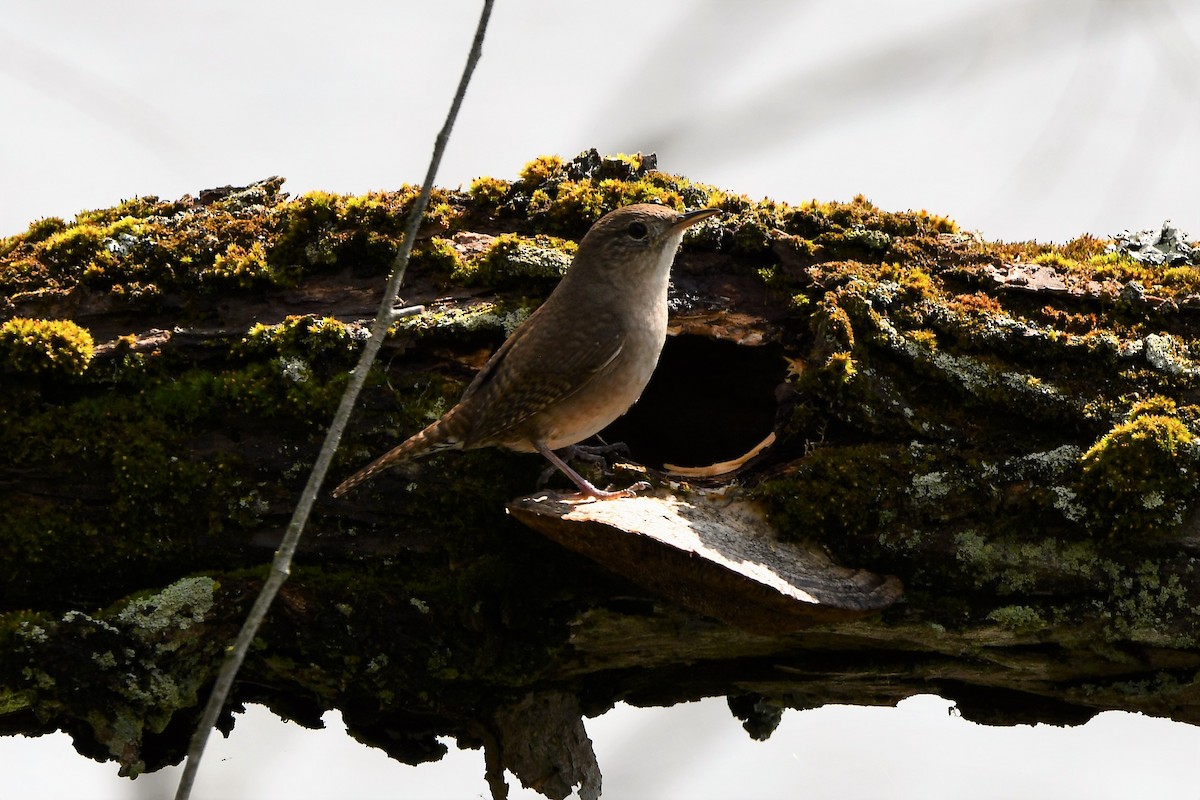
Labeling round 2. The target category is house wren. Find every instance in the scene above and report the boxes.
[332,203,720,500]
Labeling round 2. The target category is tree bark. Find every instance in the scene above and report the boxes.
[3,151,1200,797]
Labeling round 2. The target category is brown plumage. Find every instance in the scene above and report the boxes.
[332,203,719,499]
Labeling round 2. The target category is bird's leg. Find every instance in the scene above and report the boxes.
[569,439,631,461]
[534,441,648,500]
[536,440,631,486]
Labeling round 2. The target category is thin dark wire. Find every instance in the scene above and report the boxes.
[171,2,495,797]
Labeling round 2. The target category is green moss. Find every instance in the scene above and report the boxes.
[204,240,282,288]
[511,154,691,234]
[1033,252,1078,270]
[1080,411,1200,540]
[755,445,908,542]
[820,351,858,385]
[454,233,577,286]
[609,152,650,171]
[534,177,684,232]
[22,216,68,244]
[1160,265,1200,293]
[412,236,466,276]
[812,298,856,350]
[986,604,1047,632]
[0,317,95,376]
[780,195,956,243]
[1083,251,1146,281]
[905,329,938,350]
[0,320,359,606]
[267,189,409,276]
[1128,396,1179,419]
[913,209,958,234]
[241,315,364,361]
[729,212,776,255]
[882,263,936,300]
[469,176,513,211]
[36,223,105,270]
[517,154,565,186]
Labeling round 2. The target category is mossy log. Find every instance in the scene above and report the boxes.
[4,150,1200,798]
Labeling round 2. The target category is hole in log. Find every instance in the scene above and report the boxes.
[601,334,785,471]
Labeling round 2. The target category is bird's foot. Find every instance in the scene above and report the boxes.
[535,441,647,500]
[566,479,650,502]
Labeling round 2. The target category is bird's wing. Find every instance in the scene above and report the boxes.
[458,303,626,447]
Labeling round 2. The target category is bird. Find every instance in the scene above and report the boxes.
[332,203,720,500]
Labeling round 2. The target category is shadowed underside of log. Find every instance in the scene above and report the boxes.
[3,151,1200,797]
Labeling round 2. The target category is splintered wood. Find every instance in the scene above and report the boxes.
[508,491,902,634]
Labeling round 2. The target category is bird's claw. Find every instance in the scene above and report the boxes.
[563,480,650,503]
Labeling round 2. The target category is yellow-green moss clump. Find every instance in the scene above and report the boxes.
[509,151,694,235]
[468,176,512,210]
[453,233,578,287]
[0,180,462,301]
[0,317,94,376]
[1080,401,1200,540]
[241,315,364,360]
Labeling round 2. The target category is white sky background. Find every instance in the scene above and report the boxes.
[2,1,1200,798]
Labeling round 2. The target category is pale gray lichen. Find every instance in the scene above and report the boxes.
[874,313,1072,412]
[400,301,532,338]
[910,471,950,503]
[1022,443,1089,474]
[846,226,891,252]
[117,576,216,636]
[1107,221,1198,266]
[62,610,118,634]
[103,233,133,258]
[19,622,48,643]
[865,280,901,306]
[1051,486,1087,523]
[279,356,311,383]
[1017,444,1083,478]
[237,489,270,516]
[1142,333,1198,378]
[1143,491,1166,510]
[493,240,573,279]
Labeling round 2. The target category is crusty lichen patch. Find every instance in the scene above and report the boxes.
[117,576,217,637]
[4,577,222,776]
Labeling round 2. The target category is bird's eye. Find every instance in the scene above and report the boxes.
[627,221,648,240]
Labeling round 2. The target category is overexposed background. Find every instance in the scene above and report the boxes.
[3,1,1200,798]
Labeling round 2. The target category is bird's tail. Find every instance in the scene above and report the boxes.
[331,414,464,497]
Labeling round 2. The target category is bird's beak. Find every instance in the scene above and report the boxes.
[672,207,722,231]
